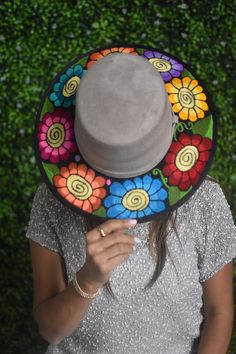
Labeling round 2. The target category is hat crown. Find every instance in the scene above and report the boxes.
[75,53,175,178]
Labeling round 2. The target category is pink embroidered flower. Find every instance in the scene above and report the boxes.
[38,108,77,163]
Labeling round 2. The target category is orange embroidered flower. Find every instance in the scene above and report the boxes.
[165,77,208,122]
[53,163,107,212]
[87,47,138,68]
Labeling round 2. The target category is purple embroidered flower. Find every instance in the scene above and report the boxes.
[143,51,183,82]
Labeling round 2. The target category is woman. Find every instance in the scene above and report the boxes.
[26,47,236,353]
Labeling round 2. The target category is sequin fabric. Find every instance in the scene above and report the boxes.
[25,178,236,354]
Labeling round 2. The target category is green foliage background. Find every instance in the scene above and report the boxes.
[0,0,235,353]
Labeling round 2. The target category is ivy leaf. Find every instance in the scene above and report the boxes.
[39,98,55,120]
[42,162,60,183]
[93,206,106,217]
[181,68,195,80]
[137,47,145,55]
[168,185,192,206]
[74,56,89,68]
[192,114,213,139]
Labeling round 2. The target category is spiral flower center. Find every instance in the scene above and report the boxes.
[149,58,172,72]
[47,123,65,148]
[122,189,149,211]
[176,145,199,172]
[178,88,195,108]
[62,76,81,97]
[67,175,93,200]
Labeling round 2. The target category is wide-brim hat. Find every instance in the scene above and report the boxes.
[34,45,217,223]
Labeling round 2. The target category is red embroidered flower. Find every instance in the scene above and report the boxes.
[87,47,138,69]
[162,133,212,190]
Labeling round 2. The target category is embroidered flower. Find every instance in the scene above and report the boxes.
[49,65,86,108]
[53,163,107,212]
[165,77,208,122]
[103,175,168,219]
[143,51,183,82]
[162,133,213,191]
[38,108,77,163]
[87,47,138,68]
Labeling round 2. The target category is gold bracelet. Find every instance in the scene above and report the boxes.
[72,273,101,299]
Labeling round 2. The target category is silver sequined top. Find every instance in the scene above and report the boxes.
[25,178,236,354]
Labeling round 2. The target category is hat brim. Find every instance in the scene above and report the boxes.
[34,45,217,223]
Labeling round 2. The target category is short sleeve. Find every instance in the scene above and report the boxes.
[25,183,63,255]
[197,181,236,283]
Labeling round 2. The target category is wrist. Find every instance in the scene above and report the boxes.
[76,268,101,294]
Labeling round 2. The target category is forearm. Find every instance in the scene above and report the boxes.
[34,268,101,345]
[198,313,234,354]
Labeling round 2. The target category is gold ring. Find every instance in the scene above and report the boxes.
[97,226,107,237]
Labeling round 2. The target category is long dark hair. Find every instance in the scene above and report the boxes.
[85,175,219,300]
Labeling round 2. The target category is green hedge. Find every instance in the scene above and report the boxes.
[0,1,235,353]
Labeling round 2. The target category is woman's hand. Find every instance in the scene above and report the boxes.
[78,219,138,291]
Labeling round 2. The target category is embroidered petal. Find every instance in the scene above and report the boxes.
[107,204,126,218]
[109,182,127,197]
[123,180,136,191]
[91,176,106,188]
[148,179,162,195]
[156,188,168,201]
[143,206,154,216]
[133,177,143,189]
[104,195,122,207]
[149,200,166,212]
[117,209,132,219]
[142,175,153,191]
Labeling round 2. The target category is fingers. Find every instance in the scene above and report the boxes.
[87,218,137,241]
[94,242,134,265]
[89,231,135,255]
[105,243,135,260]
[96,253,132,275]
[106,254,130,270]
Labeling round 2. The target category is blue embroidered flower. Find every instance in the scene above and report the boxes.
[49,65,86,108]
[103,175,168,219]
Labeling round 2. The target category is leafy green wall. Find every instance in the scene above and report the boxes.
[0,0,235,353]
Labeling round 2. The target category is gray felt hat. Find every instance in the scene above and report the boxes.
[75,53,178,178]
[35,45,216,222]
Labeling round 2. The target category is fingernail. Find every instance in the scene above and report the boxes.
[134,237,141,244]
[127,219,137,226]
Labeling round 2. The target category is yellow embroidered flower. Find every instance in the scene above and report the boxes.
[165,77,208,122]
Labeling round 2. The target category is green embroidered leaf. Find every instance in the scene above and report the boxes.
[75,56,88,67]
[42,162,60,183]
[40,98,54,119]
[168,185,192,206]
[137,48,145,55]
[93,206,106,217]
[192,114,213,139]
[181,68,195,80]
